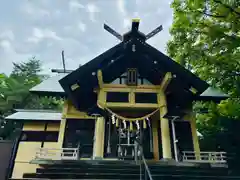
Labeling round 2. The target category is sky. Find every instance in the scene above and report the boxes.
[0,0,173,75]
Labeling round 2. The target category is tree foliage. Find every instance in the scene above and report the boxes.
[168,0,240,154]
[0,57,63,139]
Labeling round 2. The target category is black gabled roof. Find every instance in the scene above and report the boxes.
[59,20,209,111]
[59,42,125,93]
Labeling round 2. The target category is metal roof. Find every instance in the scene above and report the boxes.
[30,73,68,94]
[5,110,62,121]
[200,87,229,98]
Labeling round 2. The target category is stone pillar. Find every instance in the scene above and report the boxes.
[93,117,105,159]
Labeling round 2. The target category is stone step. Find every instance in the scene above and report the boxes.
[40,160,138,168]
[37,166,229,176]
[23,172,141,179]
[37,167,140,174]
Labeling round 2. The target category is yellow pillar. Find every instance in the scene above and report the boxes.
[58,100,68,148]
[158,91,172,159]
[57,119,66,148]
[190,113,201,160]
[152,120,159,160]
[93,117,105,159]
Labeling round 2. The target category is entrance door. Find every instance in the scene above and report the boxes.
[63,119,95,158]
[117,128,138,160]
[104,119,153,160]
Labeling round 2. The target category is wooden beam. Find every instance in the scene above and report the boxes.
[97,70,103,88]
[70,83,79,91]
[152,119,159,160]
[160,72,172,91]
[105,102,158,109]
[158,91,172,159]
[103,84,160,89]
[61,100,69,119]
[102,86,160,93]
[58,100,68,148]
[93,117,105,159]
[129,89,135,105]
[66,101,95,119]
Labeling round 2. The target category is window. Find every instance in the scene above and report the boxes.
[20,131,59,142]
[135,93,158,103]
[126,68,137,86]
[107,92,129,102]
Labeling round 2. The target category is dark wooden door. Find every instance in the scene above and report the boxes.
[63,119,95,158]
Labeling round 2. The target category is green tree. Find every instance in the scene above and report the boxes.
[168,0,240,161]
[0,57,63,139]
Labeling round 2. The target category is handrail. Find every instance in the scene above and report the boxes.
[182,151,227,163]
[141,148,153,180]
[136,140,153,180]
[35,147,79,160]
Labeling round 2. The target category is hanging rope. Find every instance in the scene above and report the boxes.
[104,106,159,122]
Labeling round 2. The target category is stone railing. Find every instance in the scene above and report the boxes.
[35,148,79,161]
[182,151,227,163]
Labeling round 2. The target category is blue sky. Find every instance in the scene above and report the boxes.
[0,0,173,75]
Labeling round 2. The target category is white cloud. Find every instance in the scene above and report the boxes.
[21,3,50,19]
[27,28,62,44]
[69,0,84,12]
[133,12,140,18]
[0,39,33,75]
[0,0,173,75]
[123,18,131,29]
[117,0,126,15]
[0,40,12,52]
[0,30,15,41]
[78,22,86,32]
[86,3,100,22]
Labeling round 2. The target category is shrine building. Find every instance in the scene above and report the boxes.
[6,19,228,179]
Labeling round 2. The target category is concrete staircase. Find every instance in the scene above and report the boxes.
[20,160,240,180]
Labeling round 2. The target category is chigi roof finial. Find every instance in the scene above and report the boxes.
[103,18,163,42]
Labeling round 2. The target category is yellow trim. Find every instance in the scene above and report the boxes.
[189,113,201,160]
[190,87,198,94]
[105,102,159,109]
[46,122,60,131]
[102,85,161,93]
[98,90,106,104]
[71,83,79,91]
[97,69,104,88]
[160,72,172,92]
[22,122,45,131]
[12,163,40,179]
[129,89,135,105]
[132,18,140,22]
[93,117,105,158]
[65,101,95,119]
[58,100,68,148]
[61,100,69,119]
[58,119,66,148]
[158,90,172,159]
